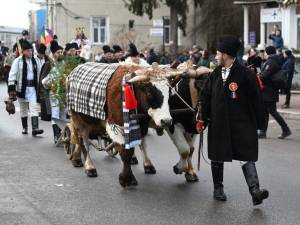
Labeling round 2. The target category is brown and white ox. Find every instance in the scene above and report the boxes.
[68,64,177,187]
[137,62,212,182]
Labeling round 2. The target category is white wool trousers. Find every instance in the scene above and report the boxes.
[18,98,40,118]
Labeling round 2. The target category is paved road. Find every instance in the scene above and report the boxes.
[0,83,300,225]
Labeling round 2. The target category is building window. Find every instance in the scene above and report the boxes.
[91,17,108,44]
[163,17,170,44]
[163,17,181,46]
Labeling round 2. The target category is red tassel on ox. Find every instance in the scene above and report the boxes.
[125,84,137,110]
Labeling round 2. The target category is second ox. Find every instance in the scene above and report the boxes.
[137,61,212,182]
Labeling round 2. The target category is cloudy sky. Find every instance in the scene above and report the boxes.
[0,0,41,28]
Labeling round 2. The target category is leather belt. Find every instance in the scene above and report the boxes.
[27,80,35,87]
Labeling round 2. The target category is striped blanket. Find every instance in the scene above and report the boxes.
[67,62,119,119]
[122,75,141,149]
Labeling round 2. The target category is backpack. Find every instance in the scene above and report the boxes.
[271,69,288,89]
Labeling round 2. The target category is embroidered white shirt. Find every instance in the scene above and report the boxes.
[25,59,36,101]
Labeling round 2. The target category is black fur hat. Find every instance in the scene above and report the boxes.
[50,40,63,54]
[22,30,29,36]
[36,43,47,54]
[65,43,74,51]
[112,45,123,53]
[21,40,33,51]
[128,43,139,57]
[72,42,79,50]
[265,46,276,55]
[217,36,241,57]
[103,45,112,54]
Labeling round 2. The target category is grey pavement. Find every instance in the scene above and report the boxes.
[0,82,300,225]
[278,92,300,120]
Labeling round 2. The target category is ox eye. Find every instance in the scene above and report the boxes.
[146,90,152,99]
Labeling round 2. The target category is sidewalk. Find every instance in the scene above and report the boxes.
[277,91,300,120]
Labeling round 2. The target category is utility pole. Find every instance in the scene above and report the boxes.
[162,16,165,56]
[46,0,49,28]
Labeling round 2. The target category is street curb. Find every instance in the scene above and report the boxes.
[278,110,300,121]
[291,90,300,94]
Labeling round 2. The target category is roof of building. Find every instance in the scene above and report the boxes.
[0,26,24,34]
[233,0,278,5]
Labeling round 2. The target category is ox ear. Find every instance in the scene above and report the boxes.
[128,74,150,83]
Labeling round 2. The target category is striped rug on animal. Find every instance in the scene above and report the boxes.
[122,75,141,149]
[67,62,119,119]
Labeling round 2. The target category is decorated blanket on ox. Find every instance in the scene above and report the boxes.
[67,62,119,119]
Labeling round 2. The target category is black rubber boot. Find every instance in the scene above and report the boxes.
[31,116,44,136]
[242,162,269,206]
[52,124,62,144]
[278,129,292,139]
[211,161,227,201]
[258,130,266,139]
[21,117,28,134]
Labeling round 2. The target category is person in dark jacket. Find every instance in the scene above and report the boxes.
[258,46,291,139]
[246,48,262,74]
[281,49,295,108]
[112,45,125,62]
[147,48,158,65]
[99,45,118,63]
[268,30,284,49]
[197,50,211,68]
[198,36,269,206]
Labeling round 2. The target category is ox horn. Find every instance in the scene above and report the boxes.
[186,67,213,78]
[165,70,185,78]
[128,74,150,83]
[196,66,213,75]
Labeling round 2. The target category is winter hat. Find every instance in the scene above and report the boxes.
[128,43,139,57]
[21,40,33,51]
[65,43,74,51]
[217,36,241,57]
[50,40,63,54]
[112,45,123,53]
[22,30,29,36]
[102,45,112,54]
[71,42,79,50]
[265,46,276,55]
[36,44,47,54]
[284,49,292,57]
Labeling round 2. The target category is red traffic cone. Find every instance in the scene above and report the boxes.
[125,84,137,110]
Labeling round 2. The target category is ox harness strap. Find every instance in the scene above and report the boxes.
[168,78,211,170]
[122,75,141,150]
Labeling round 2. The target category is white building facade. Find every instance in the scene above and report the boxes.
[235,0,300,50]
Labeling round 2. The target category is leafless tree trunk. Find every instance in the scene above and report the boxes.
[170,4,178,59]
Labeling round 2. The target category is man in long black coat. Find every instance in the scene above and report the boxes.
[198,36,269,206]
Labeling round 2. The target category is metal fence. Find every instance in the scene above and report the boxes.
[292,62,300,90]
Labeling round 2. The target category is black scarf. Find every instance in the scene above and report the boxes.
[18,55,38,98]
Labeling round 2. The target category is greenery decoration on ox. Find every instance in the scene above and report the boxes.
[49,57,83,107]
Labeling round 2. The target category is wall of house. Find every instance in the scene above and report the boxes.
[48,0,206,54]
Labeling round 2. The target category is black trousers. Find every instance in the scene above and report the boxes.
[284,88,291,105]
[262,101,289,133]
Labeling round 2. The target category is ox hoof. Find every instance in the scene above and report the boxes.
[185,173,199,183]
[173,164,185,175]
[144,165,156,174]
[72,160,83,167]
[85,168,98,177]
[119,173,138,187]
[130,156,139,165]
